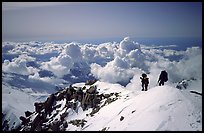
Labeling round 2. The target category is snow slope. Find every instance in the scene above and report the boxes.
[2,83,50,130]
[2,83,35,130]
[65,81,202,131]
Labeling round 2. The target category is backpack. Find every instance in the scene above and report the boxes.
[161,71,168,82]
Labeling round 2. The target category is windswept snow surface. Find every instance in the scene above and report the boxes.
[69,82,202,131]
[2,37,202,131]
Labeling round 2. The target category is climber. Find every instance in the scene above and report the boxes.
[140,73,149,91]
[157,70,168,86]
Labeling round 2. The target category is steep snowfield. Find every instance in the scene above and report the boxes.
[2,83,50,130]
[67,82,202,131]
[2,84,35,130]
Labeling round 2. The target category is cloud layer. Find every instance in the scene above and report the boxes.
[2,37,202,90]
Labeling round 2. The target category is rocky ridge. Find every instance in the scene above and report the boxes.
[17,80,121,131]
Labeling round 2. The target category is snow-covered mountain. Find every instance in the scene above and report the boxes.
[2,37,202,131]
[12,81,202,131]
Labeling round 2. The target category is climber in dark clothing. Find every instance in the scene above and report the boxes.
[158,70,168,86]
[140,73,149,91]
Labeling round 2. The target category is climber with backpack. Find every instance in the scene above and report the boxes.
[158,70,168,86]
[140,73,149,91]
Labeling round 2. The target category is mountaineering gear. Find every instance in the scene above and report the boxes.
[140,73,149,91]
[158,70,168,86]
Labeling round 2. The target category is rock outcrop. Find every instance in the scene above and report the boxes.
[18,80,121,131]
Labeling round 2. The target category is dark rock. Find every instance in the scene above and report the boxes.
[53,104,61,109]
[104,94,110,98]
[131,110,136,113]
[19,116,30,126]
[101,127,109,131]
[56,92,65,101]
[69,119,87,128]
[34,102,44,113]
[44,94,55,116]
[60,112,69,121]
[25,111,33,117]
[120,116,124,121]
[63,121,68,128]
[2,119,9,131]
[50,120,60,131]
[30,114,43,131]
[176,80,188,90]
[90,107,100,116]
[115,92,120,97]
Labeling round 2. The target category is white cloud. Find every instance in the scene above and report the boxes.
[40,42,84,78]
[112,57,129,69]
[90,56,136,84]
[2,38,202,89]
[96,42,116,59]
[81,44,98,63]
[118,37,141,57]
[40,53,74,78]
[145,46,202,83]
[28,72,66,86]
[89,37,202,85]
[175,47,202,80]
[63,43,82,62]
[2,54,38,75]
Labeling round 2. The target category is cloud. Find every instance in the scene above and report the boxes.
[28,72,66,86]
[175,47,202,80]
[146,46,202,83]
[2,42,15,53]
[63,43,82,62]
[40,42,84,78]
[81,44,98,63]
[90,56,136,84]
[40,53,74,78]
[2,38,202,89]
[2,54,38,75]
[118,37,141,56]
[80,42,117,66]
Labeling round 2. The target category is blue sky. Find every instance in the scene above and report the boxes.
[2,2,202,42]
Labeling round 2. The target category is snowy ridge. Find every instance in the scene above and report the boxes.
[69,83,202,131]
[15,81,202,131]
